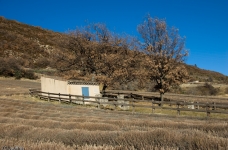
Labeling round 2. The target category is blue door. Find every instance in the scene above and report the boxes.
[82,87,89,99]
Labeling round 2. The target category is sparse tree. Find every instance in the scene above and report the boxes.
[54,23,142,92]
[90,24,144,91]
[138,15,189,101]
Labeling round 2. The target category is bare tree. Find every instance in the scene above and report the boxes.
[138,15,189,101]
[54,23,142,92]
[90,24,143,92]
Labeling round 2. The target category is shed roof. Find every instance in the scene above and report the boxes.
[42,76,99,85]
[67,80,99,85]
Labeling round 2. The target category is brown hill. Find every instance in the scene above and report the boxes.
[0,16,69,68]
[0,16,227,84]
[186,65,228,83]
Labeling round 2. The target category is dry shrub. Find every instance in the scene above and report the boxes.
[0,57,37,79]
[7,125,32,140]
[13,113,31,119]
[76,144,122,150]
[179,129,228,149]
[0,124,30,140]
[204,83,219,95]
[29,115,41,120]
[66,117,87,123]
[0,117,12,124]
[0,57,20,77]
[225,87,228,94]
[26,119,61,129]
[33,57,50,68]
[0,138,76,150]
[74,122,119,131]
[184,83,220,96]
[60,122,79,130]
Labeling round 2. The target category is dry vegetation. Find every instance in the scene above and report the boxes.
[0,77,40,95]
[186,65,228,84]
[0,94,227,149]
[1,16,227,93]
[0,78,227,149]
[1,14,228,149]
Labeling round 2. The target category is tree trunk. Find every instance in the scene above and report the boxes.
[160,93,164,101]
[160,93,164,106]
[102,84,107,93]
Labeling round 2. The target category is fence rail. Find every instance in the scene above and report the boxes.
[29,89,228,117]
[105,90,228,102]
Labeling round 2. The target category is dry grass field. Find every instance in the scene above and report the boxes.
[0,78,228,149]
[0,77,40,95]
[0,96,227,149]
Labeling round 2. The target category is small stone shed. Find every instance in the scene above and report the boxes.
[41,76,100,101]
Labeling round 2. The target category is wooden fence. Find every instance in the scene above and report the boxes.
[29,89,228,117]
[105,90,228,102]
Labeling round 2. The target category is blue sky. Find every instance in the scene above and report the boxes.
[0,0,228,76]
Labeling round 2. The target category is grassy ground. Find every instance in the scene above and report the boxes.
[0,94,228,149]
[0,77,228,149]
[0,77,40,95]
[129,101,228,119]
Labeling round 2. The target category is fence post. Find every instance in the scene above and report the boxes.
[48,92,50,102]
[132,98,135,114]
[213,102,216,110]
[177,102,180,115]
[34,90,38,98]
[38,91,41,99]
[115,101,117,110]
[206,103,210,117]
[152,99,154,113]
[59,93,61,103]
[82,94,85,105]
[69,94,72,104]
[97,97,100,109]
[197,102,199,109]
[29,89,33,97]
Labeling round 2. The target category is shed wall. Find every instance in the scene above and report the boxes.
[41,76,100,102]
[68,84,100,97]
[41,77,68,94]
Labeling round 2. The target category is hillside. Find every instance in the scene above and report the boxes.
[0,16,70,68]
[0,16,227,84]
[186,65,228,83]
